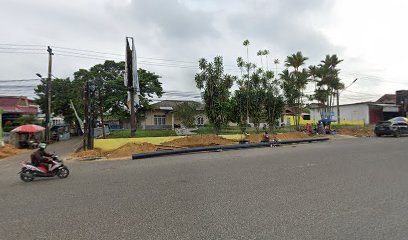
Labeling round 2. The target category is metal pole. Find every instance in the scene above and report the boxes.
[130,86,136,137]
[337,89,340,125]
[46,46,53,143]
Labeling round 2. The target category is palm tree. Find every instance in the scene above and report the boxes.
[263,49,270,70]
[284,52,309,130]
[242,40,251,124]
[274,59,279,80]
[257,50,264,69]
[285,51,308,72]
[236,57,245,77]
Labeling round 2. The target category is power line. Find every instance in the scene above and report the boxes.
[0,51,46,55]
[0,79,41,82]
[0,43,45,47]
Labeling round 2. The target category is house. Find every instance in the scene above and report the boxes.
[0,96,39,127]
[140,100,208,130]
[309,91,406,125]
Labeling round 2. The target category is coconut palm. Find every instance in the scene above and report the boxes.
[257,50,264,69]
[285,51,308,72]
[263,49,270,70]
[284,52,310,130]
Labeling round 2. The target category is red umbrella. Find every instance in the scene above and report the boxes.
[11,124,45,133]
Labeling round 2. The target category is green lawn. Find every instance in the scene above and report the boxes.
[193,126,299,135]
[108,129,177,138]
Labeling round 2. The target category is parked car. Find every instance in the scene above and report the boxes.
[374,121,408,137]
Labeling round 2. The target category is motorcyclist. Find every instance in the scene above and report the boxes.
[30,143,53,170]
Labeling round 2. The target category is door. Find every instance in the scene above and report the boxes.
[398,122,408,134]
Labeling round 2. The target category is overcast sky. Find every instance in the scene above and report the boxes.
[0,0,407,104]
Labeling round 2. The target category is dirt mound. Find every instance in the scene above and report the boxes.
[247,132,311,143]
[163,135,236,148]
[71,149,103,159]
[0,144,26,160]
[276,132,311,140]
[105,142,158,159]
[336,128,374,137]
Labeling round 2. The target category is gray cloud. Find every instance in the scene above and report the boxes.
[0,0,344,100]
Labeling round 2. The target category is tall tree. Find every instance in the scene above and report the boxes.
[34,77,78,125]
[311,54,344,118]
[35,61,163,131]
[283,51,310,130]
[195,56,235,133]
[173,102,198,128]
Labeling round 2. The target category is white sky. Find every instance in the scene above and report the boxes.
[0,0,407,104]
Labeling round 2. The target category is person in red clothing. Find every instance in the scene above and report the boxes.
[30,143,53,170]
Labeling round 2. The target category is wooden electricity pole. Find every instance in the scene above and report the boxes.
[83,80,89,150]
[46,46,53,143]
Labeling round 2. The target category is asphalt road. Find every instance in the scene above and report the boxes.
[1,136,408,239]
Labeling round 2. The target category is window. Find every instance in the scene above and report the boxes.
[302,115,311,120]
[154,115,166,126]
[197,116,204,125]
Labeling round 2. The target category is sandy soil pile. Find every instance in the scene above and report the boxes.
[105,143,158,159]
[336,128,374,137]
[71,142,159,160]
[0,144,27,160]
[247,132,311,142]
[71,149,103,159]
[163,135,236,148]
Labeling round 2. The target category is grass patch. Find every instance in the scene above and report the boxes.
[193,126,300,135]
[108,129,177,138]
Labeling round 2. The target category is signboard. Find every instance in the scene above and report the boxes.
[125,37,140,112]
[321,112,335,118]
[383,106,399,112]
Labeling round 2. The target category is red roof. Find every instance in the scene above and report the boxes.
[0,96,39,115]
[376,94,396,104]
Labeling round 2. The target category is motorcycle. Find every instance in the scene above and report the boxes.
[19,155,70,182]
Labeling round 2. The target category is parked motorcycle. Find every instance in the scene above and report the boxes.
[19,155,69,182]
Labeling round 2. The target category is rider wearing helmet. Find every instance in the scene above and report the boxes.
[31,143,53,169]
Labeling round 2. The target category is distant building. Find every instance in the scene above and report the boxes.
[309,91,404,125]
[0,96,39,127]
[139,100,208,130]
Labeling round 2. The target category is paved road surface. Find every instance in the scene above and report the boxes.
[1,136,408,239]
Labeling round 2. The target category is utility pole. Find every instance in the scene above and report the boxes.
[83,80,89,150]
[337,78,358,125]
[88,78,95,149]
[83,78,95,150]
[337,89,340,125]
[129,85,136,137]
[46,46,53,143]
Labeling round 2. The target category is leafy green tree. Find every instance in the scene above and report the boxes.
[283,51,310,130]
[15,115,40,125]
[174,102,198,128]
[34,77,78,125]
[35,61,163,131]
[195,56,235,133]
[310,54,344,118]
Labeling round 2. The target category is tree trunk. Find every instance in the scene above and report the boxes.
[99,90,106,139]
[297,96,301,131]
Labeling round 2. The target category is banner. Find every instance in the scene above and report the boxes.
[70,100,84,134]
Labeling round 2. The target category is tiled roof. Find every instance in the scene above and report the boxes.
[151,100,204,110]
[0,96,38,114]
[376,94,396,104]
